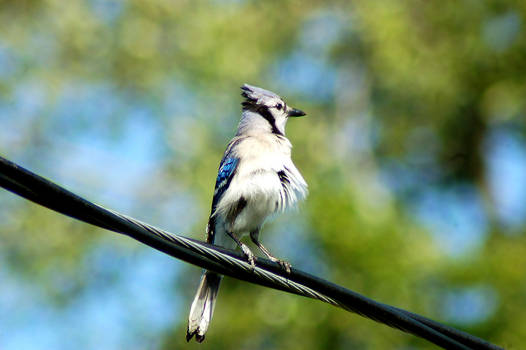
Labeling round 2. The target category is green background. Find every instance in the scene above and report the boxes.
[1,1,525,349]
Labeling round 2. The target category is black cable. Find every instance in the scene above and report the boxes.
[0,155,504,350]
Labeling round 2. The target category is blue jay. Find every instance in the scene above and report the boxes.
[186,84,308,342]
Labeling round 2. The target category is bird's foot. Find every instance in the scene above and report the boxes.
[240,243,256,270]
[268,257,291,274]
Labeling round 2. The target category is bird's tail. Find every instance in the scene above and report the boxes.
[186,271,222,343]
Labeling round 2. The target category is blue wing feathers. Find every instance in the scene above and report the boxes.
[211,157,239,214]
[206,156,239,243]
[216,157,238,187]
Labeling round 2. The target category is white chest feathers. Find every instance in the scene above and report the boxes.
[215,135,307,233]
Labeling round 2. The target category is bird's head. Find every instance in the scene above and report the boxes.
[240,84,305,136]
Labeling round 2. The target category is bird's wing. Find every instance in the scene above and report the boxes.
[206,154,239,243]
[212,156,239,212]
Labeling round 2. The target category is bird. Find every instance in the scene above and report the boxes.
[186,84,308,342]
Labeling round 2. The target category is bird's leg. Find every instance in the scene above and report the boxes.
[226,231,256,269]
[250,229,291,274]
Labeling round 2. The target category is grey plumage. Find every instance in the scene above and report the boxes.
[186,84,308,342]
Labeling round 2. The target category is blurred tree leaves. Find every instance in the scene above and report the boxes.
[1,0,525,349]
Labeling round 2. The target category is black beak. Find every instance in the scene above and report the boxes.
[288,108,306,117]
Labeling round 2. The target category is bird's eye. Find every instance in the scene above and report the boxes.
[276,103,283,110]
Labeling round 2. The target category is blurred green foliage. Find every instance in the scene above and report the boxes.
[1,0,525,349]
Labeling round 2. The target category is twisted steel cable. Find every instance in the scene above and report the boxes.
[0,156,503,350]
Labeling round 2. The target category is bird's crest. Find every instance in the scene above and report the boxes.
[241,84,282,109]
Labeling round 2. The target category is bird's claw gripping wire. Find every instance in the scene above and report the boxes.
[227,231,256,269]
[240,243,256,270]
[276,259,291,274]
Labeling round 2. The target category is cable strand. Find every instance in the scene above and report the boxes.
[0,156,503,350]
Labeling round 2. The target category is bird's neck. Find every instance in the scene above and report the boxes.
[236,110,285,137]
